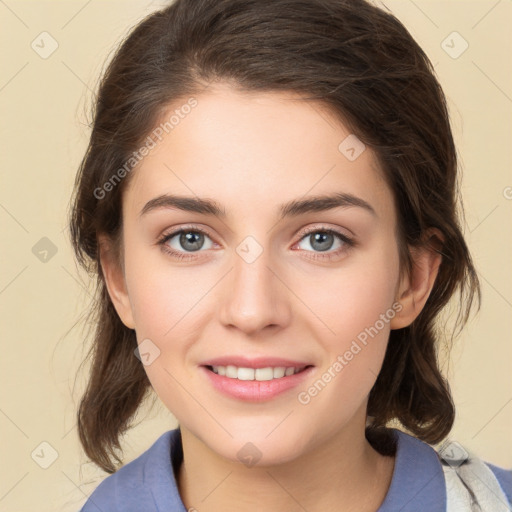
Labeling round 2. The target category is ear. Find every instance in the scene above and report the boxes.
[390,229,443,330]
[98,233,136,330]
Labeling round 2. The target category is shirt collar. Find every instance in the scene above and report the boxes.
[377,428,446,511]
[143,427,446,512]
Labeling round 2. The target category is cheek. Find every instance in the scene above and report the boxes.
[123,238,200,337]
[122,242,217,397]
[294,242,400,401]
[124,259,198,412]
[298,241,400,347]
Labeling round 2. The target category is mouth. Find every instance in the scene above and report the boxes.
[201,363,315,401]
[204,364,314,381]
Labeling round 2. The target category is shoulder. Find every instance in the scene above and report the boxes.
[432,435,512,508]
[440,449,512,510]
[79,428,185,512]
[379,428,512,511]
[377,428,448,511]
[485,461,512,506]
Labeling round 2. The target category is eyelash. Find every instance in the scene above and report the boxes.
[156,224,356,262]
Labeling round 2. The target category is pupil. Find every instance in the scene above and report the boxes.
[311,232,333,252]
[181,231,203,251]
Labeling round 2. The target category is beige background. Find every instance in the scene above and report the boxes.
[0,0,511,510]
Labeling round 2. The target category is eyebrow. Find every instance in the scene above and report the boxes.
[139,192,377,220]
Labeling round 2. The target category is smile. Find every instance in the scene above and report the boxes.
[207,365,309,381]
[202,364,315,402]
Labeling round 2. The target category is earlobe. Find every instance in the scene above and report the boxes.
[390,230,443,330]
[98,234,136,330]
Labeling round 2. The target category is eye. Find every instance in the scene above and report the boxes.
[294,227,355,261]
[157,227,215,260]
[157,225,355,262]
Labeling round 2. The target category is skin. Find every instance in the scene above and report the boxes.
[100,82,442,512]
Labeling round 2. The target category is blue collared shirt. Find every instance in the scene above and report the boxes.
[80,427,512,511]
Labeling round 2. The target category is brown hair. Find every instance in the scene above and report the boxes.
[68,0,480,473]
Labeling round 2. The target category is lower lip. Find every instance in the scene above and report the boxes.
[201,365,315,402]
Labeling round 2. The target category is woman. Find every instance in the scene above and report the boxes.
[68,0,512,510]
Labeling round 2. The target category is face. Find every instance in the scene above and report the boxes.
[108,83,405,466]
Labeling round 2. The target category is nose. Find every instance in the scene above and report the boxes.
[218,242,292,336]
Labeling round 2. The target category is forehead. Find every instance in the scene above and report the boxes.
[124,84,393,220]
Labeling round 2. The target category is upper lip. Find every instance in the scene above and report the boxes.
[201,356,314,369]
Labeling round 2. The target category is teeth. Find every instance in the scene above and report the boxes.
[210,365,305,381]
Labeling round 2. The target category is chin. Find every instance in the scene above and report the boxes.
[211,426,311,468]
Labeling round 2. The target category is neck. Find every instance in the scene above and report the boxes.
[176,418,395,512]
